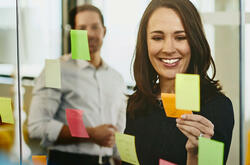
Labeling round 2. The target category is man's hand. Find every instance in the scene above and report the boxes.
[87,124,117,147]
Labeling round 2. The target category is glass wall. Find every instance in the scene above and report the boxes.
[0,0,20,164]
[19,0,62,163]
[200,1,240,164]
[0,0,249,164]
[94,1,241,164]
[244,0,250,164]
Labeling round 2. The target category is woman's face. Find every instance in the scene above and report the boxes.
[147,7,191,80]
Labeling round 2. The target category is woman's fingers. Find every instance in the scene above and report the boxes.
[181,114,214,129]
[176,114,214,138]
[176,123,200,138]
[177,123,201,154]
[177,126,198,146]
[176,119,214,137]
[177,124,194,139]
[177,115,215,156]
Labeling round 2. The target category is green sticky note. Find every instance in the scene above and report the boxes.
[71,30,90,60]
[115,133,140,165]
[175,73,200,111]
[0,97,14,124]
[198,137,224,165]
[45,59,61,89]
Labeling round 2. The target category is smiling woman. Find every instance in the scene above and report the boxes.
[147,7,191,87]
[0,0,246,164]
[124,0,234,165]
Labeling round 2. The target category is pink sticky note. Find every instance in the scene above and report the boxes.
[66,109,89,138]
[159,159,177,165]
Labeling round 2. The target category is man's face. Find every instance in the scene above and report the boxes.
[75,11,106,55]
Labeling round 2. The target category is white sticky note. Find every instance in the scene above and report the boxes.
[45,59,61,89]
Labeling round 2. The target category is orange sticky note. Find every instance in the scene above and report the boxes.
[161,93,192,118]
[32,155,47,165]
[159,159,177,165]
[246,130,250,165]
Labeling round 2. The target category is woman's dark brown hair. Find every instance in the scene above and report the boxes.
[128,0,222,114]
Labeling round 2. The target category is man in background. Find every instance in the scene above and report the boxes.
[28,4,126,165]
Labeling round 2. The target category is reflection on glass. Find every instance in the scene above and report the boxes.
[193,0,239,12]
[19,0,62,164]
[245,0,250,164]
[0,0,246,164]
[0,0,20,164]
[194,1,241,165]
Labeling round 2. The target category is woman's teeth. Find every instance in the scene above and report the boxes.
[161,58,179,64]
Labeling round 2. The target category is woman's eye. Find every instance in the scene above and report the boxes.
[152,36,162,41]
[176,36,187,40]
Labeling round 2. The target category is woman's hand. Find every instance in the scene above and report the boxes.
[176,114,214,155]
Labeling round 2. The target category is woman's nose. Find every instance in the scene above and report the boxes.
[162,38,176,54]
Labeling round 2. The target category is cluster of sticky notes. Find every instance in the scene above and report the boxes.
[161,73,199,118]
[65,109,89,138]
[175,73,200,112]
[246,130,250,165]
[115,133,140,165]
[161,93,192,118]
[32,155,47,165]
[45,59,61,89]
[0,97,14,124]
[198,137,224,165]
[159,159,177,165]
[70,30,91,61]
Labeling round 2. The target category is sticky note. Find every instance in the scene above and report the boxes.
[0,97,14,124]
[246,130,250,165]
[198,137,224,165]
[115,133,139,165]
[66,109,89,138]
[161,93,192,118]
[175,73,200,112]
[45,59,61,89]
[159,159,177,165]
[32,155,47,165]
[71,30,91,60]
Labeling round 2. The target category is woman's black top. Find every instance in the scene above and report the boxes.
[123,93,234,165]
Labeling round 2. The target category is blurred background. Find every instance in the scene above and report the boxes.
[0,0,249,164]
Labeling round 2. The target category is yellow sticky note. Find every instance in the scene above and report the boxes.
[45,59,61,89]
[175,73,200,112]
[115,133,140,165]
[32,155,47,165]
[0,97,14,124]
[246,130,250,165]
[161,93,192,118]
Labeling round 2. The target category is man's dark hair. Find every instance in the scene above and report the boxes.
[69,4,105,29]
